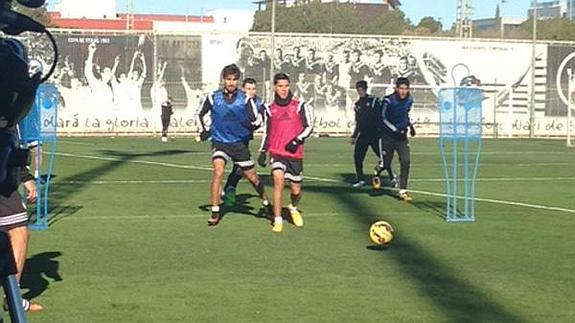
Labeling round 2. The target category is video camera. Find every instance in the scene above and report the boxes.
[0,0,46,35]
[0,4,54,321]
[0,0,57,183]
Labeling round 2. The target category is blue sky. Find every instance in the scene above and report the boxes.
[47,0,531,28]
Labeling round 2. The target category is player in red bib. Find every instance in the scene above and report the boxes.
[258,73,314,233]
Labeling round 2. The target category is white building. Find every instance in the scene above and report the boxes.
[568,0,575,19]
[528,0,567,19]
[153,10,254,33]
[54,0,117,19]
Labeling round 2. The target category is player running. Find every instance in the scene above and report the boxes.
[258,73,313,233]
[221,78,263,206]
[380,77,416,201]
[351,80,394,189]
[197,64,270,225]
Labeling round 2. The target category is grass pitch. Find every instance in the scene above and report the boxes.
[20,137,575,322]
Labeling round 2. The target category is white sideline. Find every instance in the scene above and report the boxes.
[56,152,213,171]
[55,152,575,215]
[305,175,575,214]
[304,163,572,167]
[52,177,575,185]
[55,179,211,185]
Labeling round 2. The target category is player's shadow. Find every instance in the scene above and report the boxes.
[198,193,265,222]
[336,173,401,200]
[339,173,358,184]
[46,205,84,226]
[20,251,63,300]
[48,149,192,226]
[409,200,447,220]
[303,183,525,323]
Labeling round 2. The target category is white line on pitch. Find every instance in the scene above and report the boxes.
[411,177,575,182]
[54,179,211,185]
[303,176,575,214]
[303,163,571,168]
[406,189,575,215]
[55,152,213,171]
[57,152,575,215]
[51,177,575,185]
[411,151,574,156]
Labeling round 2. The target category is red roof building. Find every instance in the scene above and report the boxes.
[49,12,215,31]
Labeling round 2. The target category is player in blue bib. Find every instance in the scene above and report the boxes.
[221,78,264,207]
[197,65,270,225]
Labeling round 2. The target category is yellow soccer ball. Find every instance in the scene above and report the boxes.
[369,221,395,246]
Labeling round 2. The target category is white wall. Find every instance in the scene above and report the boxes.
[54,0,117,19]
[153,10,254,34]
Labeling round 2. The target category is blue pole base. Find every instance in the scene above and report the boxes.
[446,216,475,223]
[28,223,49,231]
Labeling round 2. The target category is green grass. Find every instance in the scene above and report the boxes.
[19,137,575,322]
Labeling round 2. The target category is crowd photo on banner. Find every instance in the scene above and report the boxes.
[22,31,575,136]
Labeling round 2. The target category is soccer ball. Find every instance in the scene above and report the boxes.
[369,221,395,246]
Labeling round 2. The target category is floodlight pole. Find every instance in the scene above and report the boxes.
[529,0,538,138]
[269,0,276,102]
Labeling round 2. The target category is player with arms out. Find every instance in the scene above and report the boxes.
[258,73,313,233]
[197,64,270,226]
[221,78,263,206]
[381,77,416,201]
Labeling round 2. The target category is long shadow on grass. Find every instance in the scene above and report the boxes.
[20,251,63,299]
[198,193,262,218]
[49,149,194,225]
[409,200,447,220]
[304,183,524,323]
[336,173,402,200]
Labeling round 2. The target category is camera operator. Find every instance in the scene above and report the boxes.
[0,37,43,313]
[1,0,58,314]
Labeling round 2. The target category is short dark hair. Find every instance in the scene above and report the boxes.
[273,73,290,84]
[221,64,241,79]
[355,80,368,90]
[396,77,410,87]
[243,78,257,87]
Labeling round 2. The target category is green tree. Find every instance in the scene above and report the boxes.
[417,16,443,34]
[517,18,575,41]
[365,10,411,35]
[252,1,403,35]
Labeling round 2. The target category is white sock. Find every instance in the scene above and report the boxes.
[274,216,283,224]
[211,206,220,213]
[288,204,297,211]
[262,200,270,207]
[399,189,407,195]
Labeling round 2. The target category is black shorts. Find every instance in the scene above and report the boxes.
[0,191,28,231]
[270,156,303,183]
[212,142,255,170]
[381,129,408,143]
